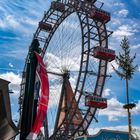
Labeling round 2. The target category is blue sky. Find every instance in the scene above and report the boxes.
[0,0,140,137]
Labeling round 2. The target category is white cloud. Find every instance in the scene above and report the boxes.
[0,72,21,125]
[45,53,79,108]
[113,2,125,7]
[112,18,121,26]
[99,98,126,121]
[6,15,20,28]
[132,100,140,114]
[22,17,38,26]
[0,10,38,34]
[118,9,128,17]
[0,72,21,95]
[108,60,118,73]
[0,36,21,41]
[62,20,80,30]
[132,128,140,139]
[132,44,140,49]
[0,20,6,28]
[103,88,111,97]
[138,66,140,72]
[3,48,28,60]
[113,25,136,38]
[0,15,21,29]
[0,72,21,85]
[99,98,140,121]
[48,83,62,108]
[44,52,80,74]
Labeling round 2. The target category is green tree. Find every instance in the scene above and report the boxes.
[112,36,137,139]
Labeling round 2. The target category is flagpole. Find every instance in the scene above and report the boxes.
[20,39,40,140]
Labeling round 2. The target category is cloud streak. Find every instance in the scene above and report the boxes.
[99,98,140,121]
[0,72,21,95]
[118,9,128,17]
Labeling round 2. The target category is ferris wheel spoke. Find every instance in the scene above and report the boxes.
[47,71,64,77]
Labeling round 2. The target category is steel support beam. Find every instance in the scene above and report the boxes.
[20,39,40,140]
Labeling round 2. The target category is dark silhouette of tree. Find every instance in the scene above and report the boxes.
[112,36,137,139]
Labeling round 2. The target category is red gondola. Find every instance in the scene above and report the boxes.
[90,8,111,23]
[93,46,115,62]
[39,22,52,32]
[51,1,65,12]
[85,95,107,109]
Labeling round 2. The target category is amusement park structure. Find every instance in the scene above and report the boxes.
[18,0,115,139]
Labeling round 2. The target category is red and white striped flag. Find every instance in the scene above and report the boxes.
[26,52,49,139]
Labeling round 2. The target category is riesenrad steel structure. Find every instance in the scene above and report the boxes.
[19,0,114,139]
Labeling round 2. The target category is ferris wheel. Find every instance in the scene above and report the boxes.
[19,0,115,139]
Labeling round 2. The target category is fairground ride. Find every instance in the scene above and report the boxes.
[18,0,115,139]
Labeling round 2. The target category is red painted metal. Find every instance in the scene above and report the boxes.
[93,46,115,62]
[39,22,52,31]
[90,8,110,23]
[85,95,107,109]
[51,1,65,12]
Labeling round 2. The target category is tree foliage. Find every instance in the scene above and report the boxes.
[112,36,138,80]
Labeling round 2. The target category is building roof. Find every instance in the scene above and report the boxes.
[0,78,18,140]
[75,129,136,140]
